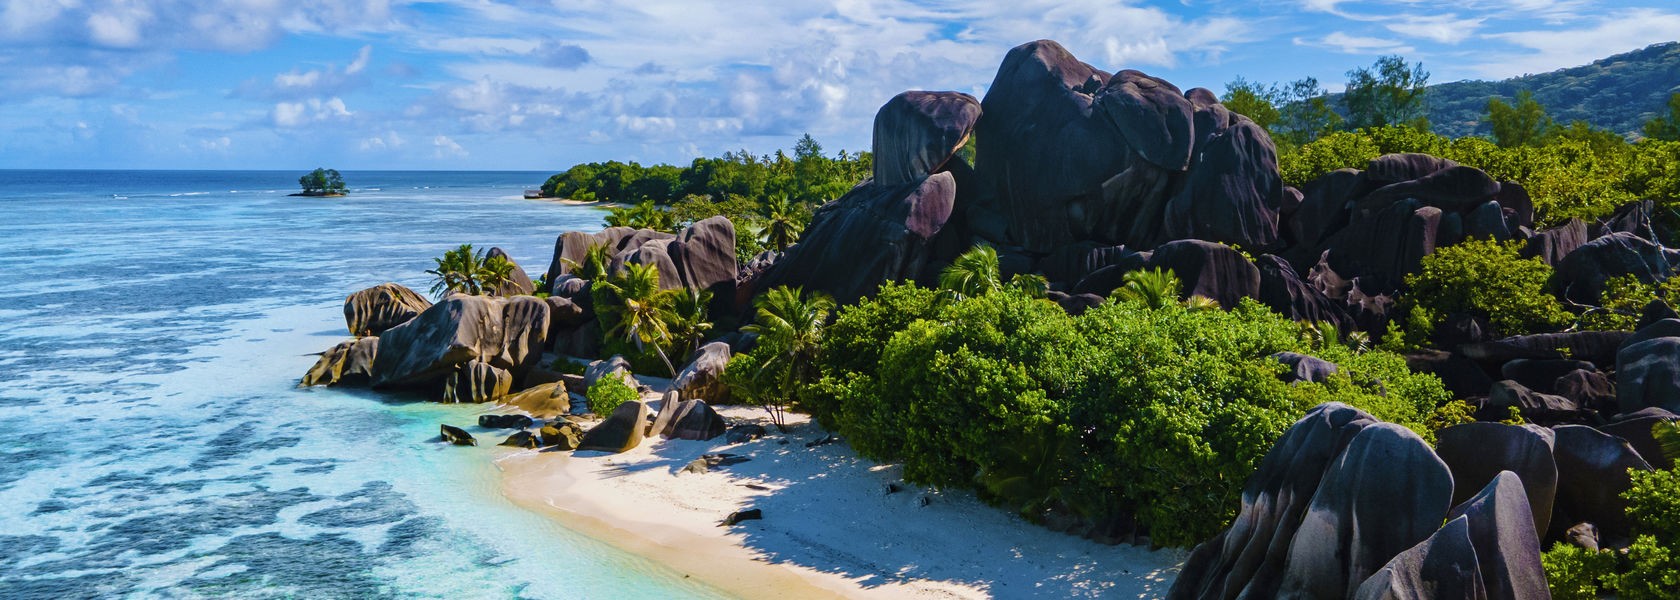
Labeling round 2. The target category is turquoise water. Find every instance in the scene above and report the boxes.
[0,171,734,599]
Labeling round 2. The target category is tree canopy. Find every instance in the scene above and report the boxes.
[1487,90,1556,148]
[1343,55,1431,131]
[298,168,346,195]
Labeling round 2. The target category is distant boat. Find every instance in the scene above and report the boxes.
[524,189,543,199]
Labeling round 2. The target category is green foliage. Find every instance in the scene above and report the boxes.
[940,244,1003,299]
[1402,239,1569,339]
[1221,77,1281,131]
[298,168,346,195]
[1487,91,1556,148]
[541,134,869,207]
[1007,273,1050,299]
[1343,55,1431,131]
[667,287,713,362]
[1654,421,1680,468]
[1224,77,1342,149]
[1618,468,1680,598]
[807,283,1445,548]
[1422,42,1680,139]
[550,356,587,376]
[586,376,638,416]
[1279,130,1381,188]
[759,194,805,252]
[740,286,836,430]
[604,200,679,232]
[425,244,515,298]
[1643,92,1680,142]
[1111,268,1216,311]
[1542,543,1620,600]
[591,262,679,376]
[561,243,614,281]
[1580,275,1661,331]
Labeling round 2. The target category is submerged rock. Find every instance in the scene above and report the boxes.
[499,431,539,449]
[439,425,475,446]
[478,414,534,429]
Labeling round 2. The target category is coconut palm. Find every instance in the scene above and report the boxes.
[1007,273,1050,299]
[940,244,1003,299]
[760,195,804,252]
[1655,421,1680,467]
[742,285,835,430]
[1113,268,1218,311]
[668,287,714,361]
[561,243,614,281]
[426,244,514,297]
[592,262,680,376]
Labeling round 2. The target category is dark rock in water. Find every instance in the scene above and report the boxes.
[1434,423,1557,540]
[1564,522,1600,551]
[1600,413,1678,469]
[1277,423,1455,599]
[478,414,534,429]
[1521,218,1587,266]
[872,91,982,187]
[752,172,957,305]
[439,425,475,446]
[344,283,432,336]
[1351,515,1486,600]
[1163,118,1283,250]
[660,399,728,441]
[671,342,732,403]
[301,337,379,387]
[499,431,539,449]
[1482,380,1582,424]
[1271,352,1339,384]
[725,423,768,444]
[1168,402,1379,600]
[371,295,504,391]
[1550,424,1653,543]
[1552,369,1617,413]
[970,39,1128,253]
[1616,336,1680,414]
[1256,254,1352,328]
[1555,232,1678,304]
[539,421,583,450]
[1364,153,1459,185]
[576,400,649,454]
[495,295,550,378]
[1500,359,1595,394]
[1460,330,1630,366]
[486,247,535,297]
[440,359,512,403]
[1405,350,1495,399]
[1147,239,1259,309]
[722,508,762,526]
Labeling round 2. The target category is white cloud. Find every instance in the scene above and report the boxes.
[1475,8,1680,78]
[359,131,405,151]
[271,97,352,128]
[1385,14,1483,45]
[235,46,374,100]
[432,135,467,158]
[1295,31,1415,55]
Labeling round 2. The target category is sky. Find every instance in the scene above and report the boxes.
[1,0,1677,171]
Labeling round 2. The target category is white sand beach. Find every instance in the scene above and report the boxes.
[495,404,1184,600]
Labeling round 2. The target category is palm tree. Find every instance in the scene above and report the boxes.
[592,262,680,376]
[426,244,514,298]
[1007,273,1050,299]
[760,195,804,252]
[742,285,835,431]
[668,287,714,361]
[561,243,614,281]
[940,244,1003,299]
[1113,268,1182,310]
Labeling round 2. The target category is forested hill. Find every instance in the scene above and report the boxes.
[1425,41,1680,139]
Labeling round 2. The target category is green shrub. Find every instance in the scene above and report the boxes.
[1402,238,1570,339]
[1542,543,1620,600]
[550,357,587,376]
[585,376,638,416]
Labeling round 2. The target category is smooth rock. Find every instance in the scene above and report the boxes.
[300,337,379,387]
[576,400,649,454]
[344,283,432,337]
[1434,423,1557,538]
[440,424,475,446]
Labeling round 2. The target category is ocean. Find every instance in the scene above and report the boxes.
[0,170,734,599]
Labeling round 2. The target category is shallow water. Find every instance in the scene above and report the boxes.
[0,171,734,599]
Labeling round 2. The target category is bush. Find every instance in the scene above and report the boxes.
[586,376,638,416]
[550,357,587,376]
[1542,543,1620,600]
[1402,238,1570,339]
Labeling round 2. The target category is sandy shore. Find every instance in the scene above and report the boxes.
[543,198,627,208]
[494,403,1184,599]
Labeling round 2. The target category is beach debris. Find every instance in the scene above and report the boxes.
[884,483,903,495]
[918,496,932,507]
[680,453,751,475]
[479,414,534,429]
[540,421,584,450]
[740,483,771,491]
[725,423,768,444]
[575,400,649,453]
[722,508,762,526]
[806,434,841,448]
[439,424,476,446]
[499,430,539,449]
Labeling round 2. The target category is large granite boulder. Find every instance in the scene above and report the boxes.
[1601,411,1678,468]
[344,283,431,336]
[1443,472,1548,600]
[671,341,732,403]
[1550,424,1654,543]
[752,172,957,305]
[494,295,550,378]
[576,400,649,453]
[1482,380,1582,424]
[669,216,739,316]
[1162,117,1282,250]
[1093,69,1194,171]
[1272,351,1340,384]
[1616,336,1680,414]
[1555,232,1678,304]
[371,295,504,390]
[1292,169,1362,247]
[440,359,512,403]
[1364,153,1459,185]
[486,247,535,297]
[1351,515,1486,600]
[1354,165,1500,215]
[1521,219,1588,266]
[1256,254,1352,328]
[1499,359,1595,395]
[612,236,683,290]
[543,227,676,292]
[1460,330,1631,366]
[1169,402,1378,600]
[1276,423,1456,599]
[659,399,728,441]
[872,91,982,186]
[300,337,379,387]
[583,355,634,390]
[1147,240,1260,309]
[1434,423,1557,538]
[1325,198,1441,292]
[969,39,1129,252]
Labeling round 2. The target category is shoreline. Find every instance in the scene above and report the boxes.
[495,405,1184,599]
[538,197,628,208]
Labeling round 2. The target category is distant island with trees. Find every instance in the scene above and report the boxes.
[294,168,348,197]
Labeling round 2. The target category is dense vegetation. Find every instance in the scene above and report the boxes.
[425,244,514,298]
[1543,441,1680,600]
[1422,42,1680,139]
[298,167,346,195]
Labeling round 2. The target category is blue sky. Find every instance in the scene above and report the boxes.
[1,0,1676,171]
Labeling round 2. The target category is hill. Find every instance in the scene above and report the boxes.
[1423,41,1680,138]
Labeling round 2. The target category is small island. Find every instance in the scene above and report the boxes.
[293,167,348,197]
